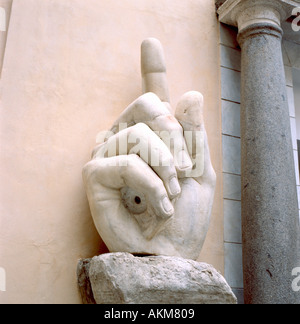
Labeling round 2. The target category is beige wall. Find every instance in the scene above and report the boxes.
[0,0,222,303]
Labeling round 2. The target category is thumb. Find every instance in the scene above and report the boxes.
[175,91,212,180]
[175,91,204,131]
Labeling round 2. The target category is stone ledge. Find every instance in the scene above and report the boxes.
[217,0,299,27]
[77,253,237,304]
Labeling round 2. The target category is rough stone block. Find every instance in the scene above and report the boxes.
[77,253,237,304]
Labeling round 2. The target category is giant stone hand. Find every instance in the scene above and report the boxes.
[83,39,216,260]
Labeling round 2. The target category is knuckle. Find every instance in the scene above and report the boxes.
[158,115,183,134]
[128,123,151,143]
[123,155,146,174]
[135,93,161,113]
[128,123,152,142]
[82,160,100,181]
[138,92,160,104]
[134,122,151,134]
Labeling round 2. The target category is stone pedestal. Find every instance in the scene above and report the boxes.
[77,253,237,304]
[218,0,300,304]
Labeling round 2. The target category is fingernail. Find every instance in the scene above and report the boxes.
[169,176,181,197]
[177,150,193,170]
[162,197,174,216]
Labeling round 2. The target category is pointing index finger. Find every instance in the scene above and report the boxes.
[141,38,170,105]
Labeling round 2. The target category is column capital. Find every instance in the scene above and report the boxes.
[218,0,299,30]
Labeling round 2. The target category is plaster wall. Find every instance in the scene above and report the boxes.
[0,0,222,303]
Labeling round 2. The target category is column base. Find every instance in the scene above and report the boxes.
[77,252,237,304]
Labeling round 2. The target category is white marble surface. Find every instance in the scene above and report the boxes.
[224,242,243,289]
[83,39,216,260]
[224,200,242,244]
[222,100,241,138]
[221,67,241,103]
[221,45,241,72]
[223,173,241,201]
[222,135,241,175]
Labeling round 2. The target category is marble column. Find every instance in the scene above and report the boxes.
[218,0,300,304]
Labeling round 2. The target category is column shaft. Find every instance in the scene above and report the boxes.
[239,23,299,304]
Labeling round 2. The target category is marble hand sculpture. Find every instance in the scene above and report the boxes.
[83,38,216,261]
